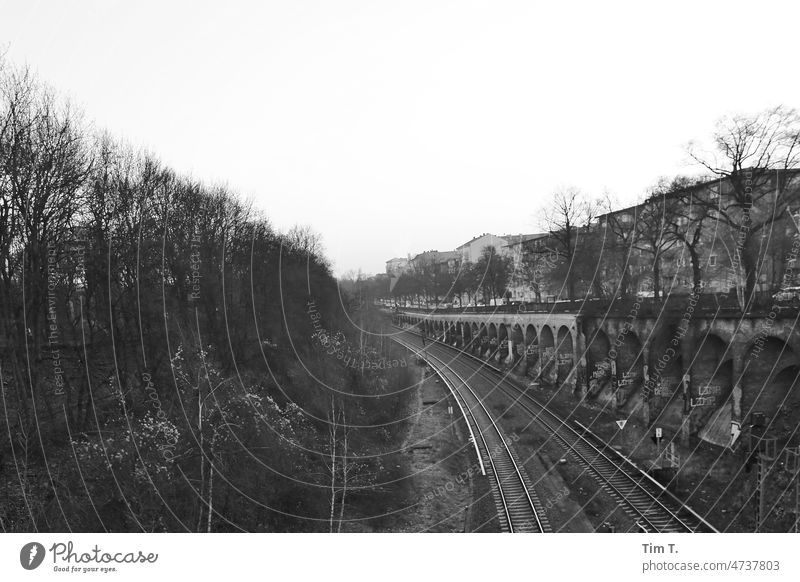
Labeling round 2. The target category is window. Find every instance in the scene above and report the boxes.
[709,255,717,267]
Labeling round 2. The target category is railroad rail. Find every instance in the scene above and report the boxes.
[394,335,549,533]
[394,326,719,533]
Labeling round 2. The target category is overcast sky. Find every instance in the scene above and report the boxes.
[2,1,799,275]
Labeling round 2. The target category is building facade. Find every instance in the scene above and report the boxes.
[456,233,509,264]
[385,257,409,276]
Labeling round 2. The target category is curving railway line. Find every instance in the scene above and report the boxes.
[393,334,550,533]
[393,326,719,533]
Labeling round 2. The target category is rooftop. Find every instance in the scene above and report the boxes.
[597,168,800,220]
[410,249,460,263]
[502,233,548,247]
[456,232,506,249]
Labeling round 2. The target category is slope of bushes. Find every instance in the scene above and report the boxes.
[0,60,411,532]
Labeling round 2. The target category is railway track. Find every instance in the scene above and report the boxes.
[394,335,550,533]
[394,326,719,533]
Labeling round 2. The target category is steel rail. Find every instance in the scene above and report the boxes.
[394,335,546,533]
[395,326,719,533]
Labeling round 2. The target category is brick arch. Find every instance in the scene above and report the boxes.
[586,327,613,398]
[460,321,471,351]
[741,335,799,371]
[477,323,488,353]
[691,332,734,433]
[647,321,684,405]
[447,321,461,345]
[741,336,799,436]
[498,323,509,359]
[539,325,554,349]
[539,326,556,385]
[524,324,539,373]
[486,323,498,358]
[587,327,611,380]
[556,325,574,385]
[692,332,732,377]
[511,323,525,360]
[615,329,644,409]
[557,325,573,350]
[696,322,736,348]
[525,323,538,347]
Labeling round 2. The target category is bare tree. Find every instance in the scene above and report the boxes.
[285,223,324,259]
[516,248,549,302]
[658,176,714,292]
[324,397,351,532]
[408,254,441,307]
[539,186,601,298]
[450,260,472,306]
[473,245,511,305]
[599,192,640,298]
[687,106,800,309]
[0,64,90,426]
[1,61,377,534]
[633,191,681,300]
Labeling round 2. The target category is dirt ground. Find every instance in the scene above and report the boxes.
[384,362,498,532]
[386,354,606,532]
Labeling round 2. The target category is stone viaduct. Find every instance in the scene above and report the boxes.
[393,299,800,447]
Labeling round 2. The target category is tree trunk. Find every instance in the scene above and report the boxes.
[206,434,215,533]
[619,264,630,297]
[652,257,661,300]
[197,399,204,532]
[566,228,575,299]
[328,399,338,533]
[336,414,348,533]
[742,239,758,311]
[689,245,702,292]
